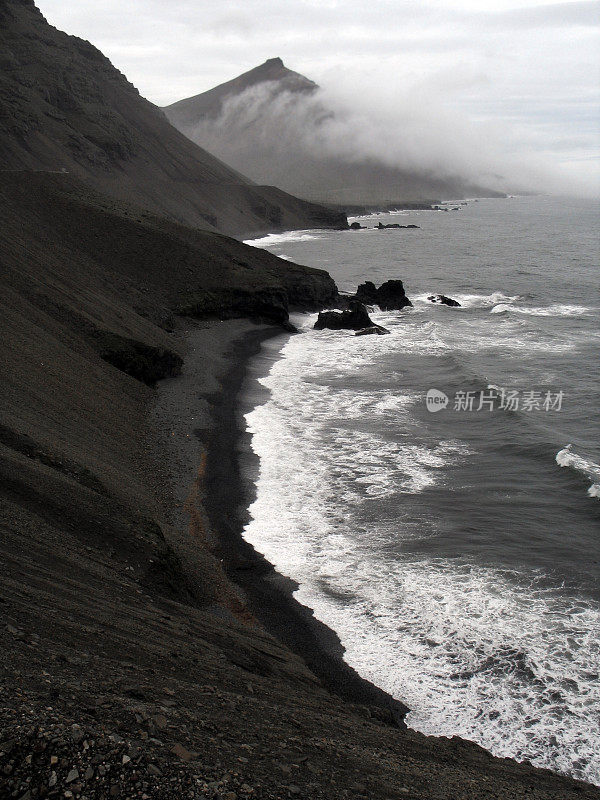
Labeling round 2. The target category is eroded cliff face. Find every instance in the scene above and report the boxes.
[0,167,337,613]
[0,0,347,236]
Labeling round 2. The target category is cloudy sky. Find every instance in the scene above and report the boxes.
[36,0,600,194]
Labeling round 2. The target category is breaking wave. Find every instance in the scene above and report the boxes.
[492,303,592,316]
[414,291,519,308]
[243,230,324,247]
[556,445,600,499]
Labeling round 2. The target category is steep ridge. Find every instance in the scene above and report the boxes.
[164,58,504,206]
[0,171,338,325]
[167,57,317,128]
[0,166,337,632]
[0,1,346,236]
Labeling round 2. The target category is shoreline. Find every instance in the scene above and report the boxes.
[150,317,600,796]
[209,323,409,723]
[157,318,408,722]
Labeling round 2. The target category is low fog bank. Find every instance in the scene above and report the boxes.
[180,75,598,202]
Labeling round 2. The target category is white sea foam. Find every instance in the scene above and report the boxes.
[490,303,513,314]
[414,291,520,309]
[243,230,324,247]
[414,292,592,319]
[289,558,600,786]
[295,312,451,359]
[243,319,600,785]
[491,303,592,317]
[433,316,577,355]
[347,212,387,220]
[556,445,600,500]
[245,439,600,783]
[304,300,578,359]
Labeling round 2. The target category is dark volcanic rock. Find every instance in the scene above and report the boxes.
[376,222,420,229]
[314,300,375,331]
[0,171,338,337]
[94,331,183,386]
[355,280,412,311]
[376,280,412,310]
[177,287,290,325]
[354,281,379,304]
[355,326,390,336]
[428,294,461,307]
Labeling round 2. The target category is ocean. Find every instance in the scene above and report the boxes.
[242,196,600,785]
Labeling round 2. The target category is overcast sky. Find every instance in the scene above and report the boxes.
[36,0,600,194]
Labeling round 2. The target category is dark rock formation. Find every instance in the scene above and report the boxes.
[428,294,461,307]
[355,280,412,311]
[94,331,183,387]
[353,281,378,304]
[349,221,365,230]
[355,326,390,336]
[376,280,413,310]
[1,171,338,335]
[178,288,289,325]
[376,222,420,229]
[314,300,385,331]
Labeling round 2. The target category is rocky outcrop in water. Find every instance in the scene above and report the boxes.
[376,222,420,229]
[314,300,388,333]
[354,280,412,311]
[355,325,391,336]
[428,294,461,307]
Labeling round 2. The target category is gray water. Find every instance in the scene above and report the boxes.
[243,196,600,784]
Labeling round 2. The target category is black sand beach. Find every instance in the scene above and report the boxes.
[154,320,408,721]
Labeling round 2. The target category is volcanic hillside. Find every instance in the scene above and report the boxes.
[0,2,346,236]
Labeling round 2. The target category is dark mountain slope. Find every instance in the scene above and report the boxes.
[0,170,596,800]
[0,171,337,328]
[164,58,504,205]
[0,1,346,236]
[0,165,336,631]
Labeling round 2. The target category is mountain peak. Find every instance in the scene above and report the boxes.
[164,58,317,124]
